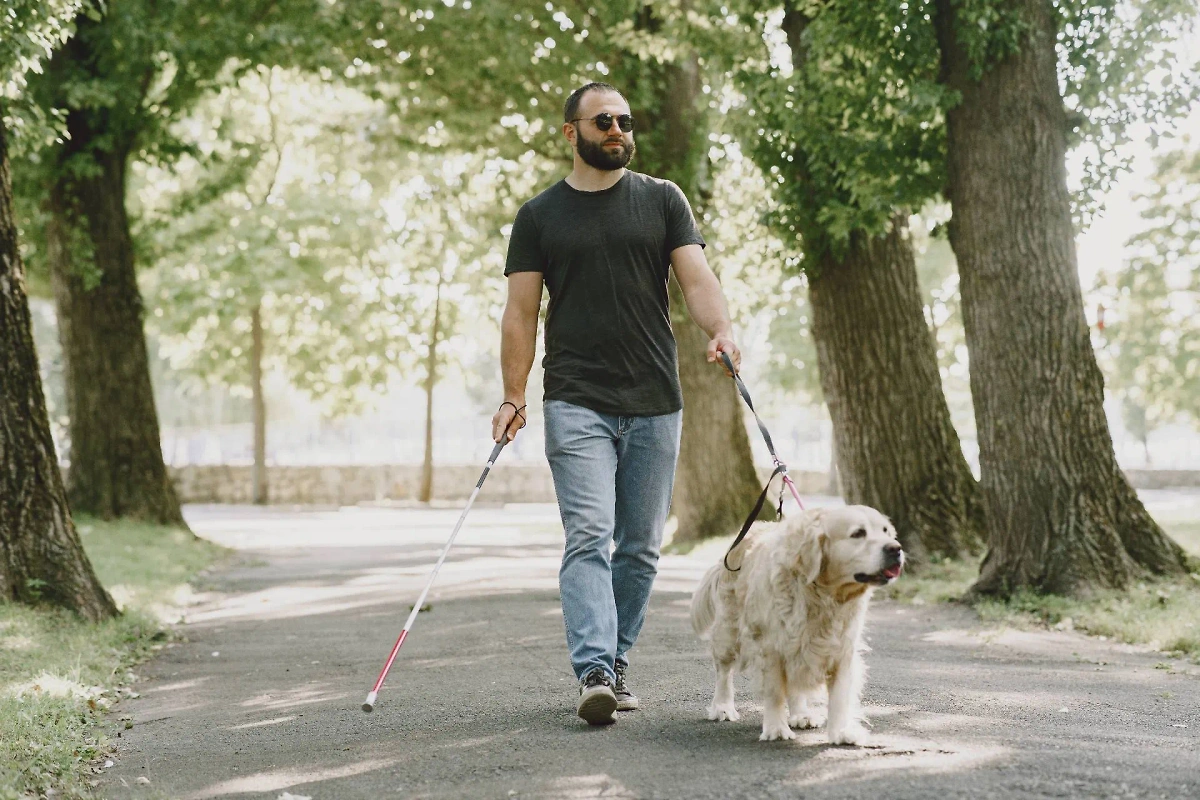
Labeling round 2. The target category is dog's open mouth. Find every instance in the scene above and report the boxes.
[854,564,903,585]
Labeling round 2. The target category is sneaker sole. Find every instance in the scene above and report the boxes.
[577,688,618,725]
[616,695,639,712]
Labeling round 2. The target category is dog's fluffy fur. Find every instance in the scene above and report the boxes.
[690,505,904,745]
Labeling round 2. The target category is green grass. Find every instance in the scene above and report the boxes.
[1,518,225,800]
[879,518,1200,663]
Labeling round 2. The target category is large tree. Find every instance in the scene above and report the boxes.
[1,0,116,622]
[734,1,984,559]
[18,0,336,523]
[932,0,1193,594]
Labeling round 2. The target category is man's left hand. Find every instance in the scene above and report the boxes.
[707,333,741,376]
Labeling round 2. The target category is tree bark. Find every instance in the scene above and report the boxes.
[0,119,118,623]
[251,302,268,505]
[419,270,444,504]
[41,32,186,527]
[826,427,841,496]
[625,52,772,547]
[934,0,1186,595]
[808,220,984,561]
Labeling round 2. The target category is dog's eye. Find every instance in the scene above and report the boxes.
[851,528,867,539]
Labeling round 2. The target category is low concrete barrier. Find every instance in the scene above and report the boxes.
[153,465,1198,506]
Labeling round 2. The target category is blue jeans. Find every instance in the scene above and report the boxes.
[544,399,683,683]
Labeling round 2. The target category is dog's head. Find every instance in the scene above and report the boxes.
[798,505,904,589]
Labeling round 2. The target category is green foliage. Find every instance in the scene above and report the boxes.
[0,0,84,96]
[732,0,952,261]
[1096,141,1200,434]
[137,67,544,414]
[335,0,612,162]
[137,70,399,413]
[1055,1,1200,224]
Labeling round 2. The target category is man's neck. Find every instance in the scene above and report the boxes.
[565,161,626,192]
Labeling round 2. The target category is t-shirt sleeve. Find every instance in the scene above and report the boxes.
[504,203,544,276]
[665,181,706,252]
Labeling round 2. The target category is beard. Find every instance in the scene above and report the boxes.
[576,131,635,171]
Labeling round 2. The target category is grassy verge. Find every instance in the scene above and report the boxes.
[1,518,226,800]
[879,518,1200,662]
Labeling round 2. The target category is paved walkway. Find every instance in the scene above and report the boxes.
[100,502,1200,799]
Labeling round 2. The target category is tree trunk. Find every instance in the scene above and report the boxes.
[33,23,186,528]
[776,3,983,561]
[625,52,771,546]
[419,272,443,504]
[0,120,118,623]
[934,0,1186,595]
[46,142,186,527]
[826,426,841,496]
[808,220,984,561]
[251,302,268,505]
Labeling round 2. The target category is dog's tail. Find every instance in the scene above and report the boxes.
[690,563,724,639]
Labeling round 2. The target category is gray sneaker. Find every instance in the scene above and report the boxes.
[577,669,617,725]
[614,662,639,711]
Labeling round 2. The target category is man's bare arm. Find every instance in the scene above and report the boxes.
[671,244,741,374]
[492,272,543,442]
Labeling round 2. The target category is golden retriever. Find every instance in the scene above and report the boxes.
[690,505,903,745]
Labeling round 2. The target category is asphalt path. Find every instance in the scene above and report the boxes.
[99,502,1200,800]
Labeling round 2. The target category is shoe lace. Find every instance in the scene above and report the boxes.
[584,669,612,689]
[613,664,627,692]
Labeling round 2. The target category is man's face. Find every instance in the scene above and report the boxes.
[567,90,635,171]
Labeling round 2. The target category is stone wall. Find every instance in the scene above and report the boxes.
[167,464,836,506]
[1123,470,1200,490]
[158,465,1199,506]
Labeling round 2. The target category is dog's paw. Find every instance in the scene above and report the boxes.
[827,724,869,746]
[707,704,740,722]
[789,711,826,730]
[759,721,797,742]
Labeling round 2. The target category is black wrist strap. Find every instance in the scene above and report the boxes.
[499,401,527,429]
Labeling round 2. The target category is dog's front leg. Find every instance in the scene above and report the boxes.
[825,652,868,746]
[706,656,740,722]
[759,657,795,741]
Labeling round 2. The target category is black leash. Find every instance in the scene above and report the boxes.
[718,352,804,572]
[723,464,785,572]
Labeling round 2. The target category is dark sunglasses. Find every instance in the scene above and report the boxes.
[570,112,635,133]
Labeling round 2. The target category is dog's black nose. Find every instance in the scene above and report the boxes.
[883,543,902,558]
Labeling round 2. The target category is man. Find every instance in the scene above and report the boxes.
[491,82,742,726]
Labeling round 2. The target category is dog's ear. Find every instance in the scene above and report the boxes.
[796,514,828,585]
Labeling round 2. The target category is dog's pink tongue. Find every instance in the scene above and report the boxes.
[883,565,903,579]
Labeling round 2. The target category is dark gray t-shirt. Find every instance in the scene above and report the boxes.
[504,171,706,416]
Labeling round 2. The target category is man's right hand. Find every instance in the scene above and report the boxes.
[492,400,527,443]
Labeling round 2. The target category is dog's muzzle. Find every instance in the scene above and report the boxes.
[854,544,904,585]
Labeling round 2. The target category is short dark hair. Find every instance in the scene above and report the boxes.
[564,82,626,123]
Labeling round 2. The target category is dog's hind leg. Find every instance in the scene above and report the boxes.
[706,654,740,722]
[759,656,796,741]
[786,677,825,730]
